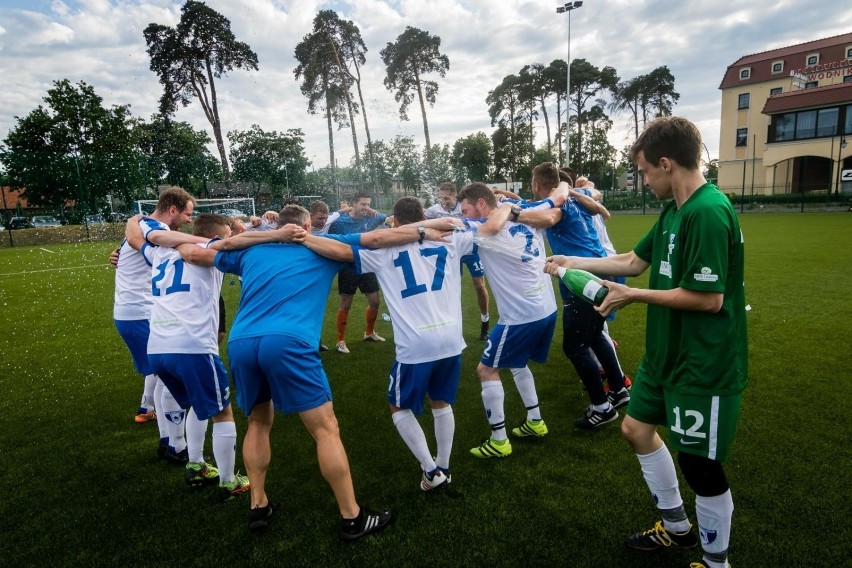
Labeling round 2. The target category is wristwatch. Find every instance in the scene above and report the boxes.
[418,225,426,244]
[510,205,521,222]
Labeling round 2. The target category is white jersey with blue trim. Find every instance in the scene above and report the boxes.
[148,241,223,355]
[355,232,473,364]
[464,219,556,326]
[424,201,463,220]
[112,216,166,320]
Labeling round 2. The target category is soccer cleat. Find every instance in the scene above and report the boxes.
[511,419,549,438]
[607,387,631,409]
[689,562,729,568]
[420,468,449,492]
[603,374,633,394]
[319,343,329,352]
[469,437,512,459]
[625,520,698,551]
[479,320,489,340]
[135,408,156,423]
[219,473,251,502]
[336,341,350,354]
[249,501,276,533]
[185,461,220,487]
[575,405,619,429]
[363,332,385,342]
[341,506,393,541]
[160,446,189,465]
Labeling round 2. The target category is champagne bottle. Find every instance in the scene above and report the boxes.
[556,267,609,306]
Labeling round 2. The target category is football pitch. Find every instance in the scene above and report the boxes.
[0,212,849,567]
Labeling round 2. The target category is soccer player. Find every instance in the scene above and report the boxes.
[425,182,491,340]
[131,213,250,500]
[114,188,203,461]
[185,205,449,538]
[457,183,566,459]
[545,117,747,568]
[304,197,468,491]
[513,163,631,429]
[328,192,389,353]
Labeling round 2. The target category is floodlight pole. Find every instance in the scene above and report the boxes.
[557,1,583,169]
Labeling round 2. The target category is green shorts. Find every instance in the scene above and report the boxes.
[627,368,743,462]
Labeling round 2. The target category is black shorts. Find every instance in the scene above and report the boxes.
[218,295,226,334]
[338,268,380,295]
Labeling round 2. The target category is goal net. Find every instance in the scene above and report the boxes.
[135,197,256,218]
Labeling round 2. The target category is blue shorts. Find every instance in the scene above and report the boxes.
[460,252,485,278]
[388,355,462,415]
[481,312,557,369]
[148,353,231,420]
[228,335,332,415]
[115,319,154,376]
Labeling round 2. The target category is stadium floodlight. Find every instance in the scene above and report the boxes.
[557,1,584,168]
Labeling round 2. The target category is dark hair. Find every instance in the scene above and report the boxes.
[155,187,195,213]
[278,204,309,227]
[192,213,230,238]
[532,162,560,189]
[558,167,576,185]
[629,116,701,171]
[458,182,497,209]
[309,200,329,213]
[393,197,425,226]
[353,192,371,203]
[437,182,457,194]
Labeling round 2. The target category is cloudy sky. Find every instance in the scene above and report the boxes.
[1,0,849,171]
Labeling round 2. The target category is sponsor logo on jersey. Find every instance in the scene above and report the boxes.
[693,266,719,282]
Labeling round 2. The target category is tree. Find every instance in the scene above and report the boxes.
[452,132,492,184]
[134,115,216,195]
[229,125,309,196]
[421,143,454,191]
[388,135,422,194]
[610,76,643,140]
[0,79,143,212]
[486,74,524,182]
[544,59,568,163]
[144,0,259,181]
[294,27,350,197]
[519,64,552,157]
[380,27,450,163]
[567,59,618,173]
[644,66,680,118]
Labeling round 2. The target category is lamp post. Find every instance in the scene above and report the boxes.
[556,1,583,169]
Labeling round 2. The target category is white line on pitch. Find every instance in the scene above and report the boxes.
[39,248,56,253]
[0,264,108,277]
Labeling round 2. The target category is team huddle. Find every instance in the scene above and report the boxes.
[112,117,747,568]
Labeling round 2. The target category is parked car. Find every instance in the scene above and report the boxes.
[85,214,106,225]
[5,216,34,230]
[32,215,63,228]
[213,208,247,218]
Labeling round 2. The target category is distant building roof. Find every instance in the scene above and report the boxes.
[762,82,852,114]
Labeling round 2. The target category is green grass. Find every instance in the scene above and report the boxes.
[1,212,850,567]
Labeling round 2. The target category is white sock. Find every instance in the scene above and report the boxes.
[141,374,157,410]
[480,380,507,441]
[160,387,186,452]
[212,421,238,483]
[392,409,436,472]
[431,406,454,470]
[637,445,689,533]
[185,407,208,464]
[481,313,489,323]
[592,401,613,412]
[696,490,734,557]
[153,378,169,442]
[510,367,541,421]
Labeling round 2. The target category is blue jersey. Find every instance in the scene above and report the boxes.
[213,235,361,345]
[329,212,387,235]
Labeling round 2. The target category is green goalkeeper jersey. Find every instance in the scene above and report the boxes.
[634,182,748,396]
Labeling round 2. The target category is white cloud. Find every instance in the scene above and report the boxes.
[0,0,849,171]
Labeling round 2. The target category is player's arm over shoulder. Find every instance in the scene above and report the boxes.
[177,242,216,267]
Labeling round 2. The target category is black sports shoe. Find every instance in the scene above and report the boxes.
[160,446,189,465]
[626,520,698,550]
[575,405,618,429]
[479,320,489,340]
[341,506,393,541]
[607,387,631,409]
[249,501,276,533]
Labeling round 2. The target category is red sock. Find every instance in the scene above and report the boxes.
[336,310,348,342]
[365,307,378,336]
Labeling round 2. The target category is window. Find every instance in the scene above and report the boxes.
[736,128,748,147]
[805,81,818,89]
[739,68,750,79]
[772,61,784,74]
[806,54,819,66]
[845,105,852,135]
[847,46,852,59]
[770,87,783,96]
[775,114,795,141]
[737,93,750,109]
[845,75,852,84]
[816,108,838,137]
[796,110,817,139]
